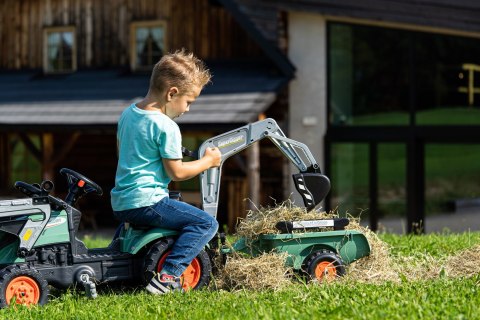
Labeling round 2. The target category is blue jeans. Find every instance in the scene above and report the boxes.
[113,197,218,277]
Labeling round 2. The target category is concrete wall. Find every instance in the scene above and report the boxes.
[287,12,328,207]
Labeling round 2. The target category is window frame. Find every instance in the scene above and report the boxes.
[325,21,480,233]
[43,26,77,74]
[129,20,168,72]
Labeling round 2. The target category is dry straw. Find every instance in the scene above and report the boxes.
[444,244,480,278]
[215,200,480,290]
[235,200,336,239]
[216,252,293,291]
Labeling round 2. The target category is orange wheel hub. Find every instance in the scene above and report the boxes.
[5,276,40,306]
[157,251,202,290]
[314,261,337,281]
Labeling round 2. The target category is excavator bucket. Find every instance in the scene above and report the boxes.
[292,173,331,211]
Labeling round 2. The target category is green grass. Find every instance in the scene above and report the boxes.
[2,279,479,320]
[2,232,480,319]
[81,235,111,248]
[378,231,480,257]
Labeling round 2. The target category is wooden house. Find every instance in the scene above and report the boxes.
[5,0,477,233]
[0,0,295,231]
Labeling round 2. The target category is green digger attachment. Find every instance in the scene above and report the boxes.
[227,230,371,270]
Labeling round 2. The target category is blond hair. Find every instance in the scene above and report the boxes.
[149,49,211,96]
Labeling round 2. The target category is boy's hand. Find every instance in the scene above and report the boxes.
[204,147,222,167]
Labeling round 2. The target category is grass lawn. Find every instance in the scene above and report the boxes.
[1,232,480,320]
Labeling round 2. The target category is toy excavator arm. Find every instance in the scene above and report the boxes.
[198,118,330,218]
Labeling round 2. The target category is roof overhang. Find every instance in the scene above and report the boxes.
[0,66,288,132]
[273,0,480,36]
[0,92,276,127]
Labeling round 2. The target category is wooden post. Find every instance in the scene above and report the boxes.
[42,133,54,182]
[85,0,93,67]
[247,141,260,210]
[247,114,265,210]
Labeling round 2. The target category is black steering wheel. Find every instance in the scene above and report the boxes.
[60,168,103,196]
[14,181,42,197]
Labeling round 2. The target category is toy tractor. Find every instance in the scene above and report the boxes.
[0,118,370,308]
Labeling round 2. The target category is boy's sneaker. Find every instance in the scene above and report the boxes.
[146,273,184,295]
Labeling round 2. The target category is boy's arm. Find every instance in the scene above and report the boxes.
[163,147,221,181]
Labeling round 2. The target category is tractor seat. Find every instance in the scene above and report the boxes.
[124,222,151,230]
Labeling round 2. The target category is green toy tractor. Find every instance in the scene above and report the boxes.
[0,118,370,308]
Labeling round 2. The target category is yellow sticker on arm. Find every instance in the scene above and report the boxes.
[23,229,32,241]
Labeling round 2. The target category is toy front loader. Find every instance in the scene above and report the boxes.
[197,118,371,281]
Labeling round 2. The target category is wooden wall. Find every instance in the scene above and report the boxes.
[0,0,263,70]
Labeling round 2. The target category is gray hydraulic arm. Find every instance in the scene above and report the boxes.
[198,118,329,218]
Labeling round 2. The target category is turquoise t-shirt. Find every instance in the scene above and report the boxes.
[110,104,183,211]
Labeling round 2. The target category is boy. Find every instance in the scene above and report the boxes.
[111,49,222,294]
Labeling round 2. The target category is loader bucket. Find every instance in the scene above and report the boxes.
[292,173,330,211]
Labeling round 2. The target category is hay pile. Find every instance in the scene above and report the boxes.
[235,200,336,239]
[343,220,399,283]
[216,252,292,291]
[444,244,480,278]
[215,201,480,291]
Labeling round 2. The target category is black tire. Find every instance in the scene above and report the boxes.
[302,249,346,282]
[143,238,212,290]
[0,264,49,308]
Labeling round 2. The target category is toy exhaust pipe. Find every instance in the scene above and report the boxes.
[292,173,331,211]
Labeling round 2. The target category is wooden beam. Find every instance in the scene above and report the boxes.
[42,133,54,182]
[246,113,265,210]
[247,141,260,210]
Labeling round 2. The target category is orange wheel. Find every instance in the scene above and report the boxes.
[314,261,338,281]
[302,249,346,282]
[143,238,212,291]
[157,251,203,290]
[0,265,49,308]
[5,276,41,306]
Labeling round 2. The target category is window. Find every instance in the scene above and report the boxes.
[327,22,480,230]
[328,23,480,126]
[43,27,76,73]
[130,21,167,71]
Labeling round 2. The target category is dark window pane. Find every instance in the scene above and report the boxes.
[425,144,480,214]
[46,30,74,72]
[135,26,165,68]
[330,143,369,215]
[414,33,480,125]
[329,23,410,126]
[378,144,406,217]
[329,23,480,126]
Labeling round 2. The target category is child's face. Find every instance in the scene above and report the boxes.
[166,85,202,119]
